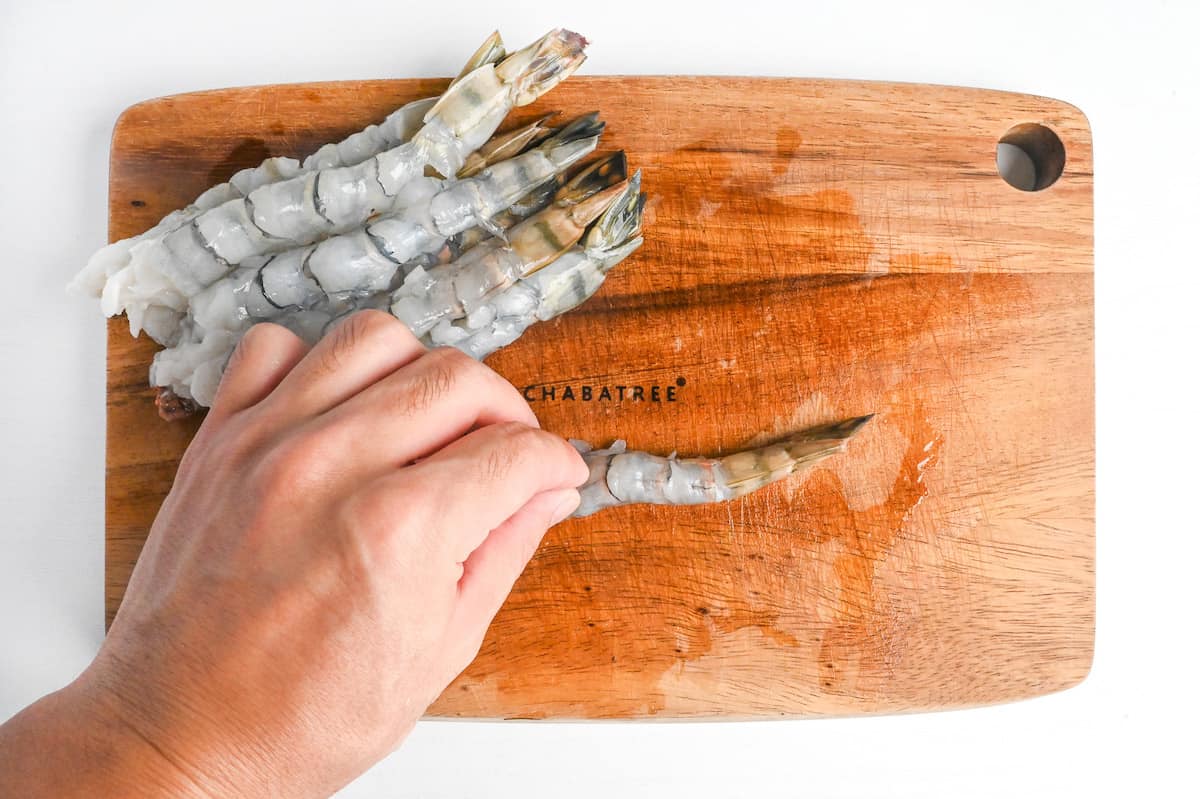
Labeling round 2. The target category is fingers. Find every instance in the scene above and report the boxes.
[444,487,580,665]
[408,422,590,558]
[209,323,310,419]
[315,346,538,468]
[268,310,426,420]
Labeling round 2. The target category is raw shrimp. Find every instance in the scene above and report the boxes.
[68,32,506,302]
[435,171,644,358]
[570,416,875,517]
[149,153,623,413]
[189,115,601,335]
[392,157,628,336]
[114,29,587,337]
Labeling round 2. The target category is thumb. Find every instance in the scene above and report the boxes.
[443,487,580,669]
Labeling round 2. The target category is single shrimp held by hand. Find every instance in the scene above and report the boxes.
[570,416,875,518]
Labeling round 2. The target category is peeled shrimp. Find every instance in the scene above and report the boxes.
[187,115,599,337]
[571,416,874,517]
[110,29,587,339]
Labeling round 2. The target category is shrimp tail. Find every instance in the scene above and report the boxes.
[718,414,876,498]
[531,113,607,178]
[456,111,562,178]
[495,28,588,106]
[555,150,627,204]
[453,31,506,84]
[584,169,643,252]
[544,111,605,149]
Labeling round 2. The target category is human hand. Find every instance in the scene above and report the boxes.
[63,312,586,797]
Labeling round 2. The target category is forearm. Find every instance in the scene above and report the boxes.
[0,677,208,799]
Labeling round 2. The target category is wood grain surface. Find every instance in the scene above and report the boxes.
[105,76,1094,719]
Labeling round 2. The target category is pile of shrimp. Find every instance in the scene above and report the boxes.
[72,29,871,517]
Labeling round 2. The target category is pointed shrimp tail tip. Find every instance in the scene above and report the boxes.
[819,413,876,440]
[719,415,873,497]
[562,177,630,229]
[464,112,568,176]
[781,414,875,457]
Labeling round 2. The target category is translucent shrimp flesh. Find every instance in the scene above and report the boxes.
[186,115,601,337]
[145,153,606,414]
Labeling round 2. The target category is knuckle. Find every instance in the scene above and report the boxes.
[423,348,532,421]
[403,350,462,414]
[244,321,296,350]
[474,421,543,483]
[249,430,328,500]
[479,444,519,484]
[316,310,407,378]
[422,346,476,379]
[231,323,300,370]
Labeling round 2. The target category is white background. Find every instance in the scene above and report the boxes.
[1,1,1197,795]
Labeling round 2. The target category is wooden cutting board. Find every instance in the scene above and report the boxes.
[105,76,1094,719]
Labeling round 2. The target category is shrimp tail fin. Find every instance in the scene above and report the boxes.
[531,113,607,176]
[719,414,875,497]
[544,112,605,148]
[584,169,643,252]
[452,31,506,84]
[555,150,626,206]
[495,29,588,106]
[457,112,562,178]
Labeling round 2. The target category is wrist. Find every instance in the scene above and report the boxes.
[71,668,217,798]
[0,675,209,798]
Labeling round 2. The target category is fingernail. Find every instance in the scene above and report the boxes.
[549,489,581,526]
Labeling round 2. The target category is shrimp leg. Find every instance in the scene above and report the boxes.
[571,416,875,518]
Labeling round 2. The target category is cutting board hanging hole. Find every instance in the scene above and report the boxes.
[997,122,1065,191]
